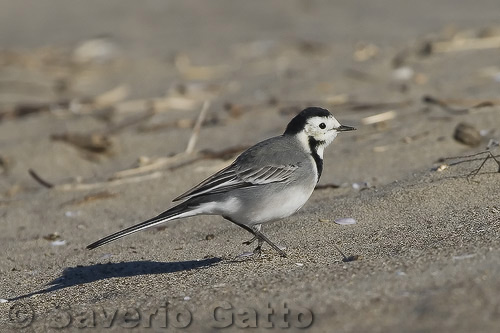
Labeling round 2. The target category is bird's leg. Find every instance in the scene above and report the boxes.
[242,224,262,245]
[232,222,285,257]
[252,227,287,258]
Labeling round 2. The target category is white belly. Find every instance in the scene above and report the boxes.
[248,185,314,224]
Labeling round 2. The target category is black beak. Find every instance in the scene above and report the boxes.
[337,124,356,132]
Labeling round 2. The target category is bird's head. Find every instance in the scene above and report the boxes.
[284,107,355,156]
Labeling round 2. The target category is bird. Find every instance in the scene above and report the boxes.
[87,107,356,257]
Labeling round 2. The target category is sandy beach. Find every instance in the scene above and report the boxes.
[1,1,500,332]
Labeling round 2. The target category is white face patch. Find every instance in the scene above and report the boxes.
[296,115,341,156]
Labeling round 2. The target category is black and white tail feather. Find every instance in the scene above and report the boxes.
[86,163,299,251]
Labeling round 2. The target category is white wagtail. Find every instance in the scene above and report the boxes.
[87,107,355,257]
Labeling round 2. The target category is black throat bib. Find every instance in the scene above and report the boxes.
[308,136,324,182]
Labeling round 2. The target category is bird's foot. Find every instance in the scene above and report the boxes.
[242,236,257,245]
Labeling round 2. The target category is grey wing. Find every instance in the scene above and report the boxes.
[173,163,298,202]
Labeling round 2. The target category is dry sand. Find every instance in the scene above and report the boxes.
[1,1,500,332]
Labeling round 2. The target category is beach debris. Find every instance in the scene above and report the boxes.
[352,182,371,190]
[28,142,249,192]
[72,36,120,64]
[0,155,11,174]
[434,164,449,172]
[361,111,396,125]
[51,132,113,153]
[318,218,330,223]
[402,131,430,144]
[28,169,54,188]
[64,211,81,218]
[466,150,500,180]
[332,243,359,262]
[422,95,497,115]
[452,254,476,260]
[353,42,379,62]
[0,103,53,122]
[0,299,8,303]
[431,34,500,54]
[99,254,112,260]
[392,66,414,81]
[93,85,130,108]
[51,240,66,246]
[42,233,61,241]
[295,263,304,267]
[205,234,215,240]
[185,101,210,154]
[334,218,357,225]
[435,149,500,179]
[236,251,254,259]
[60,191,117,206]
[183,296,191,301]
[453,123,481,147]
[175,53,230,80]
[6,184,21,197]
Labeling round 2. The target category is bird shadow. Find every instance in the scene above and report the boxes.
[9,257,222,302]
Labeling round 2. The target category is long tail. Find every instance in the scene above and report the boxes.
[86,202,198,250]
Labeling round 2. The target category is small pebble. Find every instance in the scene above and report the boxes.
[436,164,448,172]
[295,263,304,267]
[65,211,81,218]
[392,66,414,81]
[43,233,60,241]
[352,182,370,190]
[51,240,66,246]
[183,296,191,301]
[453,123,481,147]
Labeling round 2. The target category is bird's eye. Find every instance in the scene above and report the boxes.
[319,123,326,129]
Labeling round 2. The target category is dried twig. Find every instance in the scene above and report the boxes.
[0,103,51,121]
[436,150,500,180]
[28,169,54,188]
[60,191,117,206]
[467,151,500,180]
[432,35,500,53]
[361,111,396,125]
[185,101,210,154]
[422,95,498,114]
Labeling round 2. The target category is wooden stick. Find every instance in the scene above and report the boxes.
[432,36,500,53]
[185,101,210,154]
[28,169,54,188]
